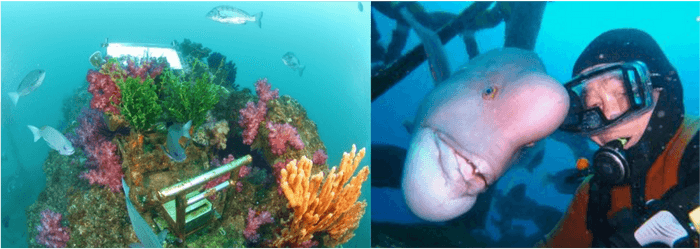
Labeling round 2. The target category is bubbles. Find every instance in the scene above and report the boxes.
[598,54,605,59]
[657,110,665,118]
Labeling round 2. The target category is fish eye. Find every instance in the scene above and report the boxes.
[482,86,498,100]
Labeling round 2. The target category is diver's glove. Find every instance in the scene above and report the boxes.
[609,184,699,247]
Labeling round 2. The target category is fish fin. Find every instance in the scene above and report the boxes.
[159,145,172,159]
[399,7,451,85]
[27,125,41,142]
[298,65,305,77]
[254,12,263,28]
[402,119,415,134]
[8,92,19,106]
[182,120,192,139]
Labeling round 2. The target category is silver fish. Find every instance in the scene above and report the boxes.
[160,120,192,162]
[206,6,263,28]
[282,52,306,77]
[27,125,74,156]
[8,69,45,106]
[358,2,363,12]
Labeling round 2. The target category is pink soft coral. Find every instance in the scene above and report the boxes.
[86,69,121,115]
[266,122,305,155]
[255,78,279,103]
[35,209,70,248]
[238,101,267,145]
[81,141,123,193]
[243,208,274,242]
[312,149,328,165]
[237,78,280,145]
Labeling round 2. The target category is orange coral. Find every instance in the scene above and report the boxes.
[273,144,369,247]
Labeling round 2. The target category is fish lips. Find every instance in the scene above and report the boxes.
[402,127,492,222]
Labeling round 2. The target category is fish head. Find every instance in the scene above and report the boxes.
[59,143,75,156]
[402,48,570,222]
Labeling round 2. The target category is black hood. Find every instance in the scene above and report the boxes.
[572,28,684,180]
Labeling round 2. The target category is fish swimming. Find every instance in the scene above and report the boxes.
[122,178,168,247]
[160,120,192,162]
[358,2,364,12]
[398,8,570,222]
[282,52,306,77]
[27,125,74,156]
[206,6,263,28]
[8,69,46,106]
[89,51,104,68]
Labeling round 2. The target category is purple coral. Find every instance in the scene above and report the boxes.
[243,208,274,242]
[238,78,280,145]
[35,209,70,248]
[266,122,305,155]
[312,149,328,165]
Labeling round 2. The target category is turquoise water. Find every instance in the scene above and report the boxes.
[372,1,699,247]
[2,1,370,247]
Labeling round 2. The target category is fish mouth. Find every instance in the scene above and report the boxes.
[434,130,491,196]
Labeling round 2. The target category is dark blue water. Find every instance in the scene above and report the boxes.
[372,1,699,247]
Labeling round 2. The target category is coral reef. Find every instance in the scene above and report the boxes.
[177,38,212,60]
[312,149,328,165]
[238,78,279,145]
[80,140,123,193]
[244,208,274,242]
[117,76,162,132]
[161,66,220,128]
[273,145,369,247]
[86,67,122,115]
[35,209,71,248]
[207,52,238,89]
[27,37,366,248]
[266,122,305,155]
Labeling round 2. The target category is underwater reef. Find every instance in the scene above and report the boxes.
[26,39,369,248]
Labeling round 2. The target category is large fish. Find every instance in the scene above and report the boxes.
[122,178,168,247]
[398,9,570,222]
[160,120,191,162]
[27,125,74,156]
[282,52,306,77]
[206,6,263,28]
[8,69,46,106]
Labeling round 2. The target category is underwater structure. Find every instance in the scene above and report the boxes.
[27,39,369,248]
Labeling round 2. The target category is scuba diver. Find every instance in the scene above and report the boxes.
[539,28,699,247]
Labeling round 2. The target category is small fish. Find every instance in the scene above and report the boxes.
[27,125,74,156]
[160,120,192,162]
[358,2,363,12]
[89,51,104,68]
[282,52,306,77]
[206,6,263,28]
[8,69,46,106]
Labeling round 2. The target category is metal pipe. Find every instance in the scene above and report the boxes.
[187,180,234,205]
[158,155,252,200]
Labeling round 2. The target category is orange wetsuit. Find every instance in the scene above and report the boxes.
[539,116,700,247]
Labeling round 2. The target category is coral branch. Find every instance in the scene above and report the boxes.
[274,145,369,247]
[36,209,71,248]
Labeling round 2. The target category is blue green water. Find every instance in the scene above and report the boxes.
[2,1,370,247]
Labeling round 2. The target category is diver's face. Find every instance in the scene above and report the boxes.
[581,64,660,149]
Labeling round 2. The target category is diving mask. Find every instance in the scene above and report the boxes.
[560,61,657,135]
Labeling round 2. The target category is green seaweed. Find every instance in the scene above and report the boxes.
[117,76,162,132]
[161,63,220,128]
